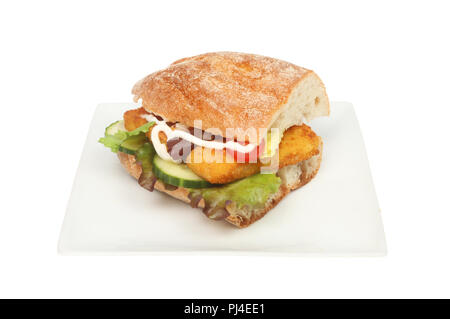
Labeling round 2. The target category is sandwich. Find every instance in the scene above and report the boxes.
[99,52,329,227]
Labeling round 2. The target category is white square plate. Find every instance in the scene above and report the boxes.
[58,102,386,256]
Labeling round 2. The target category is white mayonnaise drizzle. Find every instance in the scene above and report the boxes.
[142,114,258,163]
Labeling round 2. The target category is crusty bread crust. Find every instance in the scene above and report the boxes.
[117,143,322,228]
[132,52,329,140]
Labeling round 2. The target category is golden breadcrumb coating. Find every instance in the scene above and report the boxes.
[123,107,148,131]
[186,148,260,184]
[186,124,320,184]
[277,124,321,167]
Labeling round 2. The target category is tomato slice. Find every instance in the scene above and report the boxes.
[225,138,265,163]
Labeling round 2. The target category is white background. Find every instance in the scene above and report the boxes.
[0,0,449,298]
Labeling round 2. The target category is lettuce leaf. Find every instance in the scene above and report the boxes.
[128,122,155,136]
[190,173,282,218]
[99,121,154,153]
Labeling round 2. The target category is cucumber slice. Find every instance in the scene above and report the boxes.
[105,120,125,136]
[118,134,148,155]
[152,155,212,188]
